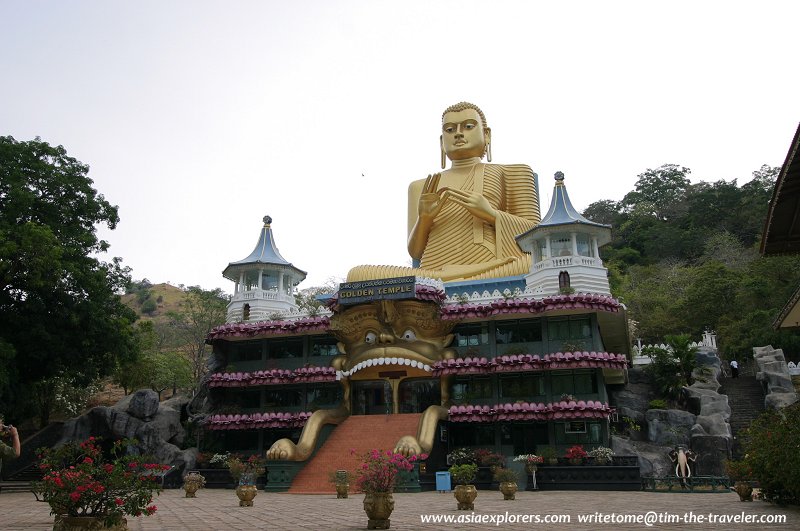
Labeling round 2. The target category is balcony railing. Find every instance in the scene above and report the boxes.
[532,256,599,272]
[231,289,294,303]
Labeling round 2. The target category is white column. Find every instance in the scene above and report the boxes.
[239,272,244,291]
[545,235,551,259]
[571,232,578,256]
[234,281,239,294]
[278,270,285,294]
[258,269,263,291]
[592,237,600,259]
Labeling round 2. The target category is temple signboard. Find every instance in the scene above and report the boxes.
[337,276,416,305]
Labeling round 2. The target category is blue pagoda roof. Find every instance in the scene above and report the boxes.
[537,172,610,229]
[223,216,306,278]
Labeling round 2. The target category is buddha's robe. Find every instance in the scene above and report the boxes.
[347,163,540,282]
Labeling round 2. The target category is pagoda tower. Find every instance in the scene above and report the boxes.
[516,172,612,296]
[223,215,306,322]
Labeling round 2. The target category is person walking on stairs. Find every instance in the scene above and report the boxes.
[730,359,739,378]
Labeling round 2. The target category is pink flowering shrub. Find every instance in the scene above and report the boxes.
[33,437,167,526]
[352,449,427,493]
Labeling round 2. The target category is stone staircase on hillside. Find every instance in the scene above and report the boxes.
[287,413,421,494]
[721,376,765,459]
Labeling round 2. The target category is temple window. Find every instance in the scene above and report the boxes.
[230,340,261,362]
[558,271,570,291]
[495,319,543,346]
[550,233,572,256]
[548,317,592,342]
[453,323,489,347]
[309,335,340,356]
[264,386,302,408]
[452,376,493,402]
[499,373,545,399]
[576,234,591,256]
[306,385,343,410]
[266,337,303,358]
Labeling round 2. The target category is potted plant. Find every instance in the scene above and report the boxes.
[328,469,353,499]
[353,449,424,529]
[182,471,206,498]
[564,445,588,465]
[725,460,754,502]
[513,454,543,474]
[449,463,478,510]
[587,446,614,465]
[32,436,166,529]
[493,467,519,500]
[477,450,506,472]
[447,447,476,466]
[539,446,558,466]
[223,454,267,507]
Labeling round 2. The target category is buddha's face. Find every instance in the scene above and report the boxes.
[441,108,489,161]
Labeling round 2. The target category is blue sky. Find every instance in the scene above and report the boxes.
[2,1,799,292]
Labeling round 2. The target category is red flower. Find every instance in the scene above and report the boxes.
[70,492,81,502]
[115,498,124,506]
[83,457,93,464]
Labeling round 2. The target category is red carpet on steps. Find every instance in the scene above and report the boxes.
[287,413,421,494]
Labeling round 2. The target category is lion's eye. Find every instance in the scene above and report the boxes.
[365,332,377,344]
[401,329,416,341]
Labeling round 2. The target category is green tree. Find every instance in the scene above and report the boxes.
[621,164,691,221]
[0,136,137,426]
[294,277,340,316]
[166,286,228,394]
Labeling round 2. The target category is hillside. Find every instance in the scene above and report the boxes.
[121,282,190,323]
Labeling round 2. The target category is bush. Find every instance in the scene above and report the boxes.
[449,464,478,485]
[141,298,157,315]
[738,403,800,504]
[648,399,668,410]
[493,467,518,483]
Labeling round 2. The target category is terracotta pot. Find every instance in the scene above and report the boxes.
[499,481,517,500]
[335,483,349,499]
[454,484,478,510]
[235,484,258,507]
[53,515,128,530]
[363,492,394,529]
[734,481,753,502]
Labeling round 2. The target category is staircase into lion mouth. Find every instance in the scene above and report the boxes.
[287,413,421,494]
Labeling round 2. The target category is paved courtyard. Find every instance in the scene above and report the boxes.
[4,488,799,530]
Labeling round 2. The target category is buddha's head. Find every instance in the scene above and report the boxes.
[441,101,491,163]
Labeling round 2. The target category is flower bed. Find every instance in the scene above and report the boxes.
[441,293,621,320]
[432,351,627,376]
[448,401,613,422]
[207,366,336,387]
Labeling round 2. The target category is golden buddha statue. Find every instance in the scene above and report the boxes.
[347,102,540,282]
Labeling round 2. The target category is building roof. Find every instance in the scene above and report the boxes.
[223,216,306,280]
[761,123,800,255]
[516,172,612,245]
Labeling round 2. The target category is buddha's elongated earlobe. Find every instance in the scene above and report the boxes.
[440,136,446,169]
[486,142,492,162]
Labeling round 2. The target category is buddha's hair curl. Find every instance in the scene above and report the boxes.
[442,102,488,128]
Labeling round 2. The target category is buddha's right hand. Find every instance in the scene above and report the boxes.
[419,173,445,219]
